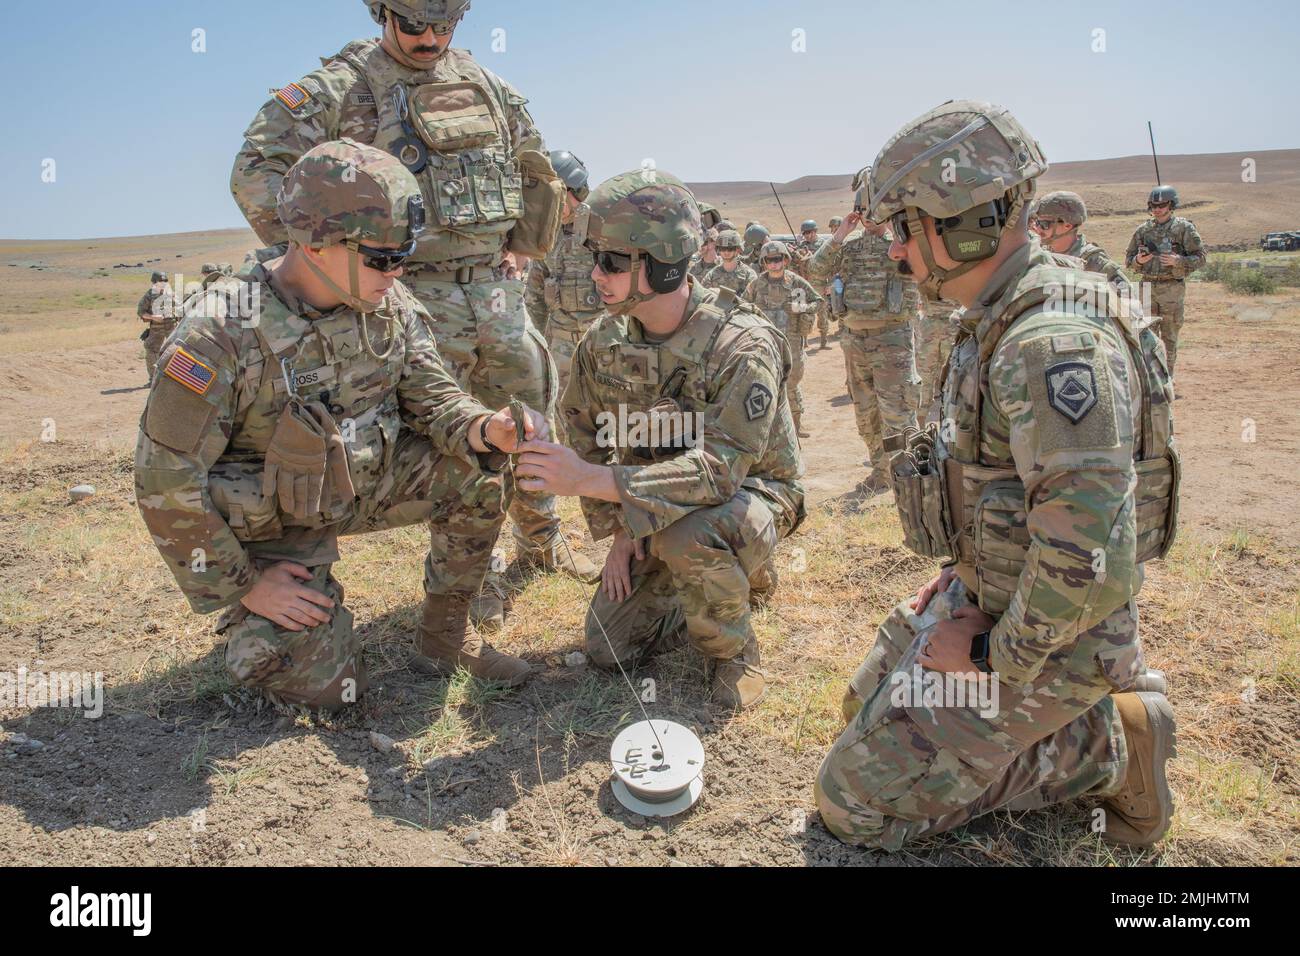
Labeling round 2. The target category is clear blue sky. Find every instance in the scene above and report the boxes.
[2,0,1297,239]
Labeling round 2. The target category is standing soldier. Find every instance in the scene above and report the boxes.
[689,228,720,282]
[228,0,598,636]
[516,169,806,711]
[741,223,770,270]
[805,167,919,493]
[525,150,604,396]
[791,219,833,350]
[703,230,758,297]
[1033,191,1133,296]
[1125,186,1204,378]
[815,101,1180,851]
[137,141,549,705]
[137,270,180,380]
[744,241,822,438]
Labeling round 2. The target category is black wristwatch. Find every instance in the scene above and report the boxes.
[478,415,505,454]
[969,631,993,674]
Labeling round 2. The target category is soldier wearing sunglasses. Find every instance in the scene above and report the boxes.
[1125,186,1205,378]
[743,241,822,438]
[136,141,550,707]
[231,0,600,645]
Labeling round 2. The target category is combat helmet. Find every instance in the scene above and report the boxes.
[1036,190,1087,226]
[277,138,426,312]
[549,150,590,201]
[699,202,723,231]
[865,100,1048,299]
[365,0,470,29]
[1147,185,1179,211]
[150,271,167,283]
[200,263,218,275]
[576,167,700,314]
[716,219,736,233]
[716,229,743,251]
[743,223,769,250]
[828,216,843,228]
[800,219,818,234]
[760,240,790,262]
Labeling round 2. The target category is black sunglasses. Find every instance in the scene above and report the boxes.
[592,249,634,275]
[763,256,785,265]
[392,11,461,36]
[352,238,418,272]
[889,212,913,244]
[1031,217,1062,231]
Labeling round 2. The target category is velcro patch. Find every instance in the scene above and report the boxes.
[745,382,773,421]
[164,347,216,395]
[1045,362,1098,423]
[274,82,310,111]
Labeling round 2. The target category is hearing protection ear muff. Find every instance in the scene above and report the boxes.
[932,197,1012,262]
[644,256,691,294]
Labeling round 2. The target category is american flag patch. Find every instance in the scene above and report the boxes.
[274,82,309,111]
[164,347,215,395]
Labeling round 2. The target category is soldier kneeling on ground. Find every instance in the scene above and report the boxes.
[135,140,548,711]
[512,168,807,712]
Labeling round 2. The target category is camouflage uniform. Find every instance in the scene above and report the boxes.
[816,101,1180,850]
[525,224,604,395]
[806,229,919,474]
[791,232,832,345]
[228,28,576,589]
[743,263,822,434]
[136,143,506,709]
[702,261,757,298]
[137,280,180,379]
[912,299,959,421]
[1125,215,1205,376]
[689,253,721,284]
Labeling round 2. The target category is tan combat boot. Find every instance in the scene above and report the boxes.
[711,635,767,711]
[1101,691,1177,846]
[414,592,532,687]
[518,540,601,584]
[468,574,506,633]
[792,412,810,439]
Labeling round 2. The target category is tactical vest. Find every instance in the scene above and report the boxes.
[892,265,1180,617]
[1132,218,1191,281]
[332,41,523,270]
[746,274,803,338]
[203,269,414,541]
[838,233,914,327]
[546,229,602,316]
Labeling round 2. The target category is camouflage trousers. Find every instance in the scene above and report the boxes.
[142,322,176,379]
[405,271,562,562]
[582,490,787,667]
[218,431,504,710]
[815,301,832,339]
[1147,280,1186,377]
[787,334,807,426]
[840,320,919,472]
[912,312,957,421]
[545,309,601,402]
[814,578,1133,850]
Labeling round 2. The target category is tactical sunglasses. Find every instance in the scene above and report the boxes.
[763,256,785,265]
[1149,201,1172,210]
[392,11,462,36]
[1030,217,1062,231]
[351,238,418,272]
[889,211,913,244]
[592,249,634,275]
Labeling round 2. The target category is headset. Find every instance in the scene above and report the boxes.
[643,256,692,294]
[931,196,1014,263]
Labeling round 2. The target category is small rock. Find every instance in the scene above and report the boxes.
[145,833,156,845]
[564,651,588,668]
[369,731,396,753]
[463,831,481,845]
[69,484,96,503]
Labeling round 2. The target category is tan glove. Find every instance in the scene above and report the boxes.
[262,401,329,518]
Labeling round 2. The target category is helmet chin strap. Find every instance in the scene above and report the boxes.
[603,250,657,317]
[301,245,385,314]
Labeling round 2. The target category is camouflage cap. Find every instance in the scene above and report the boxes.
[716,229,743,250]
[1036,190,1087,225]
[549,149,590,201]
[743,223,770,245]
[800,219,818,233]
[365,0,470,25]
[277,139,426,248]
[865,100,1047,222]
[760,240,790,259]
[200,263,218,275]
[579,168,701,263]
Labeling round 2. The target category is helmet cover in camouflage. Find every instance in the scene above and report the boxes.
[150,271,167,283]
[800,219,818,233]
[716,219,736,233]
[1147,185,1179,210]
[851,164,872,212]
[699,202,722,230]
[760,240,790,260]
[743,223,770,246]
[865,100,1048,223]
[578,168,701,263]
[277,139,426,248]
[549,149,590,201]
[1036,190,1087,226]
[365,0,470,26]
[716,229,743,251]
[200,262,218,275]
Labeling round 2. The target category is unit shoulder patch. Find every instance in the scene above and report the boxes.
[1045,361,1097,423]
[745,382,773,421]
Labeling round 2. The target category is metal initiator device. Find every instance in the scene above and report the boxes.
[610,719,705,817]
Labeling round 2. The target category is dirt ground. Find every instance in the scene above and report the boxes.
[1,249,1297,866]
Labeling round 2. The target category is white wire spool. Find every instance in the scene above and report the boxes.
[610,719,705,818]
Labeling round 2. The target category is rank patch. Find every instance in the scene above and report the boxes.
[745,382,773,421]
[1045,361,1097,423]
[164,347,216,396]
[275,82,310,111]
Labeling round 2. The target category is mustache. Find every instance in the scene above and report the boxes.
[897,259,913,276]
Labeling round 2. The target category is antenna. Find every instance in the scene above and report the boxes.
[1147,121,1162,186]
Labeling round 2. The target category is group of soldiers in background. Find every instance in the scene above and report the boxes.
[131,0,1206,852]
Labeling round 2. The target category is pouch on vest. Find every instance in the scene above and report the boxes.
[408,81,503,151]
[209,462,285,543]
[262,400,330,519]
[889,423,955,560]
[507,148,564,258]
